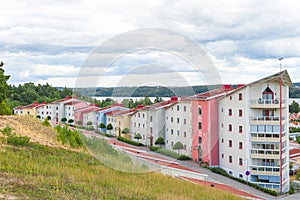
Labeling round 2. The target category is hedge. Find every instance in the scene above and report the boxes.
[150,146,160,151]
[155,148,191,160]
[117,137,144,146]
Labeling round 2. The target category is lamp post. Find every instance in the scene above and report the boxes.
[278,57,283,72]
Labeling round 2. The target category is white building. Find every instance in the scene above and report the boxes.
[218,70,291,193]
[36,103,52,120]
[165,99,192,157]
[130,98,177,146]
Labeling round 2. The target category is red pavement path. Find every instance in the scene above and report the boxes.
[81,131,265,199]
[182,176,264,200]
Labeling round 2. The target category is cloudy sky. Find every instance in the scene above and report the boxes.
[1,0,300,88]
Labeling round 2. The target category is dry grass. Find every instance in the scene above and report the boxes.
[0,115,60,148]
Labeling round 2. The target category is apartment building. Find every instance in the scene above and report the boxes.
[218,70,291,193]
[165,98,192,156]
[190,86,235,166]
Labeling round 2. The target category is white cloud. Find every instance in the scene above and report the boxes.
[1,0,300,87]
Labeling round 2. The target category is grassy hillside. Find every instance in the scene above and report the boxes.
[0,116,241,199]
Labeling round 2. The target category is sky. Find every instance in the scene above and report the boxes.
[1,0,300,88]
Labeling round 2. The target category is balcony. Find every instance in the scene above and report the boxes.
[251,169,280,176]
[250,99,286,109]
[251,135,280,142]
[251,150,280,159]
[250,116,286,125]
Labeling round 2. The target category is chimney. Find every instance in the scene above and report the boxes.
[237,84,245,88]
[170,96,178,101]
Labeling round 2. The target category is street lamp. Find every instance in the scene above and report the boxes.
[278,57,283,71]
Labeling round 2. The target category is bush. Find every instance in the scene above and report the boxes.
[150,146,160,151]
[155,148,191,160]
[42,118,51,127]
[1,126,31,146]
[117,137,144,146]
[7,134,30,146]
[55,125,83,148]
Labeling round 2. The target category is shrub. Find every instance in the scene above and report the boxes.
[155,148,191,160]
[99,123,106,129]
[150,146,160,151]
[68,119,74,124]
[117,137,144,146]
[55,125,83,148]
[87,121,93,126]
[134,133,142,142]
[7,134,30,146]
[61,117,67,123]
[42,118,51,127]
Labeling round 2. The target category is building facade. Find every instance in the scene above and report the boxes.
[218,70,291,193]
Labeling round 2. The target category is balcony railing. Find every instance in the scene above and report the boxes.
[251,149,280,159]
[250,116,285,125]
[250,98,286,108]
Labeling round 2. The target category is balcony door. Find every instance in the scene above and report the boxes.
[262,87,274,103]
[263,109,274,120]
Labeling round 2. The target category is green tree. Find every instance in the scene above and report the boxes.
[87,121,93,126]
[134,133,142,142]
[68,119,74,124]
[122,128,130,134]
[77,120,82,125]
[154,96,163,103]
[155,136,165,148]
[290,101,300,113]
[99,123,106,129]
[173,141,183,154]
[106,123,113,130]
[61,117,67,123]
[0,61,12,115]
[42,118,51,127]
[144,96,152,106]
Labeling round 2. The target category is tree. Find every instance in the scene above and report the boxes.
[61,117,67,123]
[290,101,300,113]
[42,118,51,127]
[122,128,130,134]
[134,133,142,142]
[0,61,12,115]
[77,120,82,125]
[68,119,74,124]
[36,115,41,119]
[106,123,113,130]
[99,123,106,129]
[155,136,165,148]
[154,96,163,103]
[47,116,51,120]
[87,121,93,126]
[173,141,183,154]
[144,96,152,105]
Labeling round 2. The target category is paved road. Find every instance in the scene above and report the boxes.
[80,129,299,200]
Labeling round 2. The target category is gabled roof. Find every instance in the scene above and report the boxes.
[21,102,40,109]
[189,87,235,100]
[50,96,72,104]
[219,70,292,99]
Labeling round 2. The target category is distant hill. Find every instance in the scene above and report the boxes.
[73,83,300,98]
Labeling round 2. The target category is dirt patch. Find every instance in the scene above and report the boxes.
[0,115,61,148]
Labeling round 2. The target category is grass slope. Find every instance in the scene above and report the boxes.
[0,143,241,200]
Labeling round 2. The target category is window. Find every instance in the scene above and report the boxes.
[221,123,224,128]
[184,145,186,150]
[229,156,232,163]
[150,127,153,133]
[229,124,232,131]
[56,107,58,110]
[171,129,173,135]
[221,108,223,112]
[229,140,232,147]
[230,96,232,100]
[239,109,242,117]
[142,113,145,118]
[134,122,136,127]
[239,93,242,101]
[184,132,186,138]
[198,137,202,144]
[239,142,243,149]
[138,113,140,118]
[150,116,152,122]
[171,141,173,146]
[239,174,243,178]
[184,119,186,125]
[222,154,224,158]
[198,122,202,130]
[177,118,180,123]
[239,158,243,166]
[171,117,173,122]
[198,107,202,115]
[177,130,179,136]
[228,109,232,116]
[177,105,179,111]
[184,106,186,112]
[138,123,140,128]
[221,138,224,143]
[239,125,243,133]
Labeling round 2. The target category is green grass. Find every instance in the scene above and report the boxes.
[0,142,241,200]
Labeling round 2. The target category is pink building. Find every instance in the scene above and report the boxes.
[190,86,235,166]
[74,104,99,126]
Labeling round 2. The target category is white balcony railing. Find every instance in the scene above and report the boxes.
[250,116,285,125]
[250,98,286,108]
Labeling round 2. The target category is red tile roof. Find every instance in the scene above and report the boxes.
[191,87,236,100]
